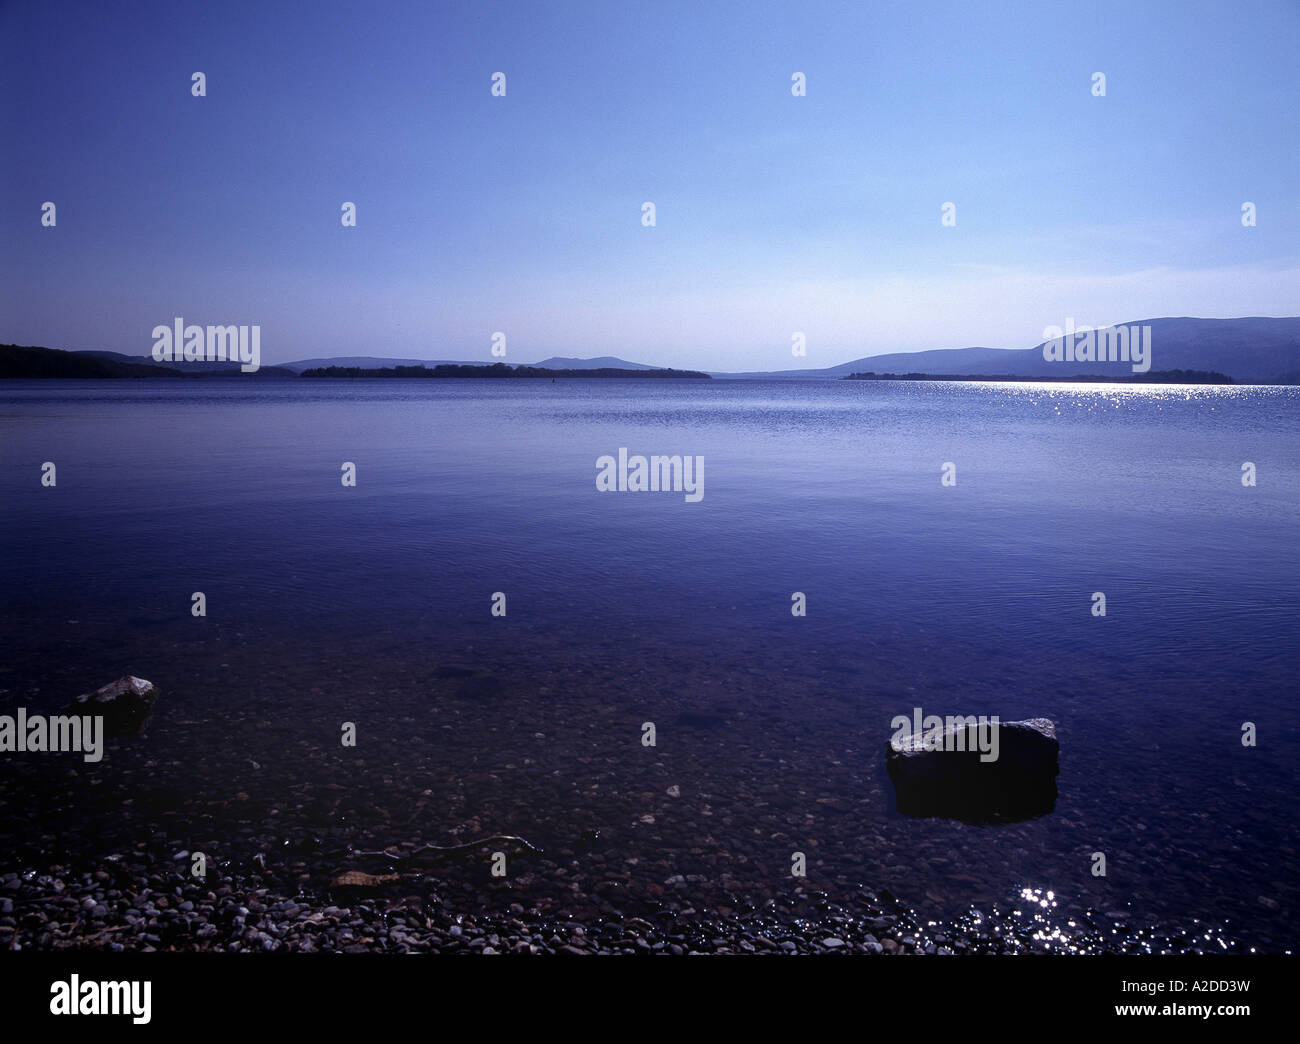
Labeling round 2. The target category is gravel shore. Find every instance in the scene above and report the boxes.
[0,636,1282,956]
[1,861,1244,955]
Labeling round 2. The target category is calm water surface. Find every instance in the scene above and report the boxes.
[2,378,1297,949]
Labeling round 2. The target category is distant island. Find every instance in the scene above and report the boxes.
[843,369,1236,384]
[299,363,711,379]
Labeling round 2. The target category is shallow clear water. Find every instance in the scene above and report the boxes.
[2,378,1297,949]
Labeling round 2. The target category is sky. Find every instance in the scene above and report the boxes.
[2,0,1298,370]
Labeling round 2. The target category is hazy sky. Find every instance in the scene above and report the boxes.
[3,0,1298,370]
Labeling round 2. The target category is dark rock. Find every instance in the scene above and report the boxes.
[885,716,1058,823]
[71,676,159,738]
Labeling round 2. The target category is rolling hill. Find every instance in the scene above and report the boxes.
[718,317,1300,382]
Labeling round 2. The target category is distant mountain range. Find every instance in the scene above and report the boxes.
[0,345,298,378]
[0,345,672,380]
[718,318,1300,383]
[4,317,1299,382]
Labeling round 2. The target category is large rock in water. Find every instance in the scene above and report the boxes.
[885,717,1058,823]
[71,676,159,738]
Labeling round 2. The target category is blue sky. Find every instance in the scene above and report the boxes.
[2,0,1298,369]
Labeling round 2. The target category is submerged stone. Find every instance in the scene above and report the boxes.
[885,717,1059,823]
[71,676,159,738]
